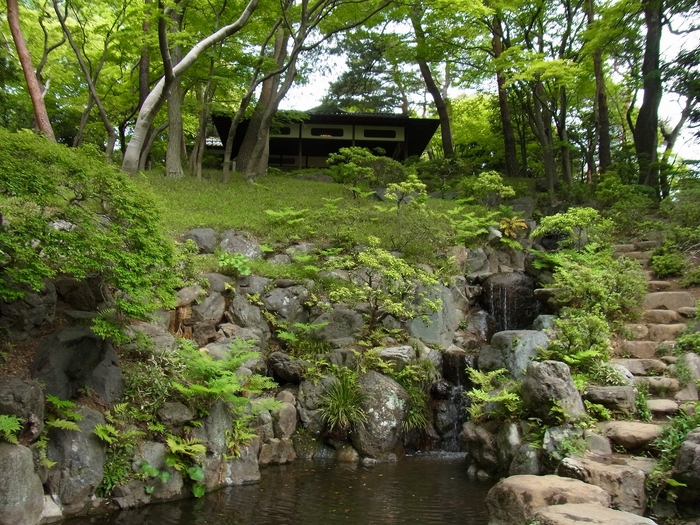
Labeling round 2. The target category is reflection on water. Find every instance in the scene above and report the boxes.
[63,454,494,525]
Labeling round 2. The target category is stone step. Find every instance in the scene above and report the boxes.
[647,323,687,342]
[633,375,681,396]
[610,358,667,376]
[647,280,672,292]
[616,340,658,359]
[678,306,698,318]
[647,398,680,419]
[599,421,664,451]
[635,240,663,251]
[643,309,680,324]
[644,291,696,311]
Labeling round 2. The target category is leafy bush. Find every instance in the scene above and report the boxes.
[466,368,523,422]
[676,331,700,355]
[456,170,515,208]
[318,369,367,434]
[412,156,470,193]
[681,267,700,288]
[546,248,646,322]
[218,252,252,278]
[650,250,688,279]
[660,178,700,228]
[327,147,405,196]
[0,129,178,339]
[530,207,613,251]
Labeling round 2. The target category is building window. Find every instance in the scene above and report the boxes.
[363,129,397,139]
[310,128,344,137]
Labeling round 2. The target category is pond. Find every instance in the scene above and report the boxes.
[63,454,494,525]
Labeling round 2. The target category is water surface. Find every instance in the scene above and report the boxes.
[64,454,493,525]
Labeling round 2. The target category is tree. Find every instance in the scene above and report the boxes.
[6,0,55,139]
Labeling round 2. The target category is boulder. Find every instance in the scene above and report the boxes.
[486,474,610,525]
[228,294,271,346]
[183,227,217,253]
[600,421,662,451]
[0,443,45,525]
[53,276,98,311]
[31,327,124,405]
[192,292,226,324]
[558,453,649,514]
[442,346,472,386]
[611,359,667,376]
[479,330,549,379]
[583,386,637,416]
[643,310,680,324]
[199,400,234,456]
[47,406,106,513]
[521,361,586,423]
[131,441,184,501]
[250,405,274,443]
[272,402,297,439]
[0,377,44,443]
[644,292,695,311]
[157,402,194,429]
[351,371,410,458]
[533,314,557,331]
[378,346,417,372]
[460,420,500,474]
[542,425,585,464]
[0,279,56,341]
[268,352,307,384]
[310,308,363,345]
[202,272,233,293]
[509,443,542,476]
[618,341,658,359]
[406,285,462,349]
[235,275,272,295]
[672,428,700,515]
[192,321,217,346]
[481,272,538,331]
[219,229,262,259]
[225,443,260,485]
[532,503,657,525]
[262,286,310,323]
[463,309,498,345]
[297,375,337,436]
[123,321,178,354]
[176,284,205,307]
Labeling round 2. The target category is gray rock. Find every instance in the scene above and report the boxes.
[54,276,98,311]
[558,453,648,514]
[176,284,205,307]
[460,420,500,474]
[226,444,260,484]
[465,247,489,275]
[497,421,523,473]
[351,371,410,458]
[327,348,358,370]
[521,360,586,423]
[193,320,217,346]
[378,345,417,372]
[132,441,184,501]
[442,346,472,386]
[268,352,307,384]
[31,327,124,405]
[542,424,585,465]
[202,272,233,293]
[228,294,271,347]
[532,314,557,331]
[479,330,549,379]
[599,421,663,451]
[297,375,337,436]
[157,402,194,429]
[202,400,234,456]
[311,308,364,344]
[272,402,297,439]
[406,285,461,349]
[235,275,272,295]
[183,228,217,253]
[486,474,610,525]
[0,443,44,525]
[124,321,178,354]
[533,503,657,525]
[262,286,310,323]
[47,407,106,513]
[0,279,56,341]
[251,405,274,443]
[220,230,262,259]
[0,377,44,443]
[584,386,637,416]
[672,428,700,515]
[193,292,226,324]
[268,254,292,265]
[585,430,613,456]
[509,443,542,475]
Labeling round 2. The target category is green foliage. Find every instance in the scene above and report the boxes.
[542,247,646,323]
[466,368,523,422]
[539,311,612,376]
[583,400,611,421]
[276,321,332,360]
[530,207,613,251]
[446,205,500,247]
[392,361,437,432]
[635,382,653,423]
[0,130,177,338]
[595,173,657,237]
[650,249,688,279]
[660,178,700,228]
[45,395,82,432]
[318,369,367,433]
[327,147,405,197]
[0,414,21,444]
[681,267,700,288]
[647,404,700,504]
[328,237,441,332]
[218,252,252,278]
[676,331,700,355]
[456,171,515,208]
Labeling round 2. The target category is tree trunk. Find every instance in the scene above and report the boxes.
[121,0,260,175]
[585,0,611,173]
[73,96,95,147]
[557,88,573,185]
[633,0,663,194]
[165,9,185,179]
[532,82,557,192]
[410,9,453,158]
[7,0,55,140]
[491,15,518,178]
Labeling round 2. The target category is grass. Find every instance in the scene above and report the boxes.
[134,169,458,262]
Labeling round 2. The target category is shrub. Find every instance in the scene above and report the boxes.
[466,368,523,422]
[456,170,515,208]
[650,251,688,279]
[0,129,178,339]
[318,369,367,434]
[530,207,613,251]
[327,147,405,196]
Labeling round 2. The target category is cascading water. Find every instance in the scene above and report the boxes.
[481,272,540,332]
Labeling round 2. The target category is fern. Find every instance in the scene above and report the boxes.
[93,423,120,444]
[46,419,81,431]
[165,436,206,461]
[0,414,21,444]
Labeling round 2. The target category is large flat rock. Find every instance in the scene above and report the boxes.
[533,503,657,524]
[486,474,610,525]
[599,421,663,451]
[644,292,695,311]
